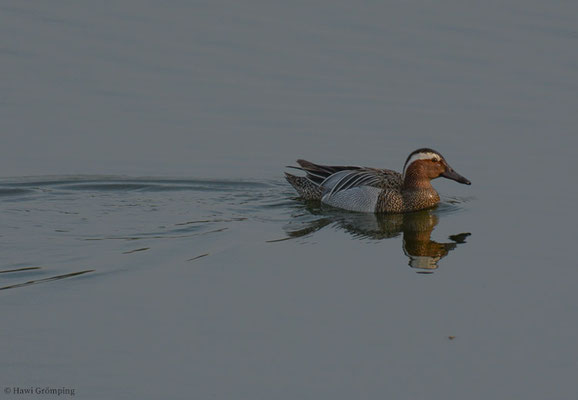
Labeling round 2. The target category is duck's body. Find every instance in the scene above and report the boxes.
[285,148,471,214]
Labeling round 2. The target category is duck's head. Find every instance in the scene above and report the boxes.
[403,148,471,186]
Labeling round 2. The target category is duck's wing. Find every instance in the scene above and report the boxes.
[320,169,402,213]
[321,168,401,196]
[287,160,362,185]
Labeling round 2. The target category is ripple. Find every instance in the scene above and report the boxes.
[0,269,94,291]
[60,183,153,191]
[122,247,150,254]
[0,176,271,195]
[187,253,209,262]
[0,188,35,197]
[0,266,41,274]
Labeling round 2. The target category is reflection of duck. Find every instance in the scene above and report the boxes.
[284,206,470,272]
[399,212,470,272]
[285,148,471,213]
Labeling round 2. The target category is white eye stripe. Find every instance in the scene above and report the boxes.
[403,152,442,175]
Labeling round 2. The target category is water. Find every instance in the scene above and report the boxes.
[2,1,578,399]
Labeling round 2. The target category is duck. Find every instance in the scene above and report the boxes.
[285,148,471,214]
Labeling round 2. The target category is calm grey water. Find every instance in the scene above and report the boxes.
[2,1,578,399]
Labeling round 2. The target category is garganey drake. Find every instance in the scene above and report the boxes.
[285,148,471,214]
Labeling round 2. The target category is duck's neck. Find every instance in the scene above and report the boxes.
[401,167,440,211]
[403,165,434,191]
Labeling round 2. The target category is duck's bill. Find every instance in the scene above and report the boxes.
[441,167,471,185]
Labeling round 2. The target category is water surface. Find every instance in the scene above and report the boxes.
[1,0,578,399]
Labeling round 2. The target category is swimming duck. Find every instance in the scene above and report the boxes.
[285,148,471,214]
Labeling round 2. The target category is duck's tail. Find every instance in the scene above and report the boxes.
[285,159,361,201]
[284,172,323,200]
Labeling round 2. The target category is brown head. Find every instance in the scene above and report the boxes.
[402,148,471,188]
